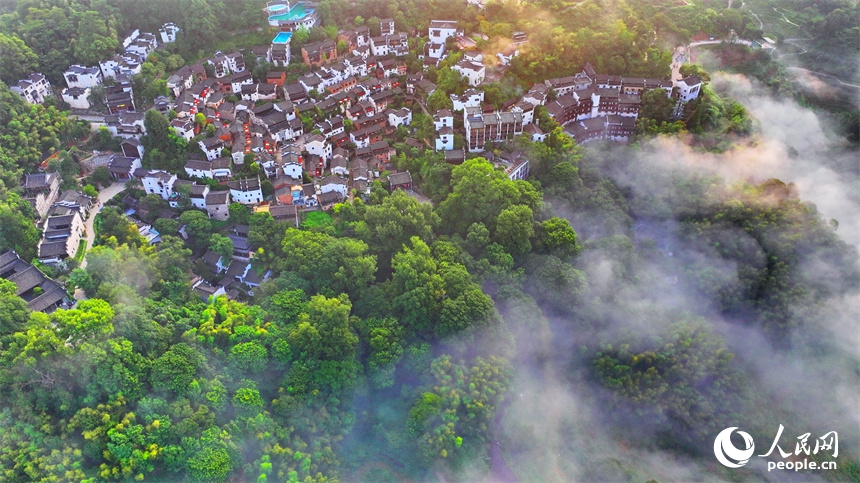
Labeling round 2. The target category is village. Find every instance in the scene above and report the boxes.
[4,2,705,308]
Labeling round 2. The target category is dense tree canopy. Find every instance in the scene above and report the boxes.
[0,1,857,480]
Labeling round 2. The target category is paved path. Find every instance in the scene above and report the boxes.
[80,181,127,269]
[73,181,126,300]
[786,67,860,89]
[671,46,687,84]
[406,189,432,205]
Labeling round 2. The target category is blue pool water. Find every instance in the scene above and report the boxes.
[273,31,293,43]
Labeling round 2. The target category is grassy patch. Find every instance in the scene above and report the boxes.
[301,210,332,229]
[74,238,88,262]
[92,213,103,245]
[212,30,274,56]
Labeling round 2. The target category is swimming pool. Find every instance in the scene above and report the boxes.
[268,3,310,22]
[273,31,292,44]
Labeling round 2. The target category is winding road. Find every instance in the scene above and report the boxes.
[80,181,127,269]
[73,181,126,300]
[785,67,860,89]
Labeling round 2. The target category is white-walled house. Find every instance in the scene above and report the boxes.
[190,184,210,209]
[387,108,412,128]
[61,87,91,109]
[305,134,331,162]
[452,60,485,87]
[320,175,348,198]
[331,154,349,176]
[199,137,226,161]
[434,109,454,131]
[11,74,52,104]
[205,191,231,220]
[64,65,103,89]
[171,118,195,141]
[436,127,454,151]
[676,75,703,103]
[227,177,264,204]
[160,23,179,43]
[282,150,303,179]
[428,20,459,42]
[451,89,484,111]
[426,42,446,60]
[140,170,178,200]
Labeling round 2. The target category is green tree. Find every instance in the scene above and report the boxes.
[438,158,541,235]
[179,210,213,250]
[593,315,744,447]
[72,11,119,66]
[679,63,710,83]
[151,343,205,395]
[0,33,39,85]
[91,166,113,188]
[494,205,535,255]
[209,234,234,263]
[229,341,268,374]
[178,0,219,57]
[408,355,511,463]
[527,255,588,312]
[338,189,439,263]
[639,88,675,124]
[69,268,97,295]
[279,229,377,297]
[537,217,579,257]
[186,427,236,482]
[153,218,179,236]
[82,184,98,197]
[228,203,251,224]
[141,110,187,172]
[427,88,454,111]
[0,193,40,260]
[392,237,496,339]
[97,207,145,247]
[0,279,29,336]
[233,381,265,417]
[362,317,404,389]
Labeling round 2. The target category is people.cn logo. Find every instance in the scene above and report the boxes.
[714,427,756,468]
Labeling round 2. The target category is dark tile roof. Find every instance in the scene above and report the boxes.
[224,261,247,279]
[318,191,343,205]
[0,251,19,274]
[27,282,66,312]
[681,75,702,85]
[190,184,209,197]
[202,250,222,267]
[185,158,212,171]
[23,172,59,190]
[226,177,261,191]
[388,171,412,185]
[206,191,230,205]
[243,265,268,285]
[46,214,76,229]
[8,265,46,294]
[226,234,250,251]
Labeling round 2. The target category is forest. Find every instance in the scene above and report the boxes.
[2,140,859,481]
[0,0,858,482]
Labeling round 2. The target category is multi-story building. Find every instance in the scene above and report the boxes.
[22,172,60,219]
[266,1,319,32]
[301,40,337,67]
[160,22,180,43]
[464,107,523,152]
[64,65,103,89]
[11,73,52,104]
